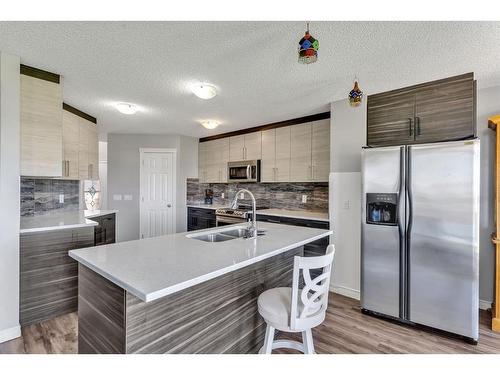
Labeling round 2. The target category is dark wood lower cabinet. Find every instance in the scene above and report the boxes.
[256,214,330,257]
[19,227,94,327]
[78,247,302,353]
[92,213,116,246]
[187,207,216,231]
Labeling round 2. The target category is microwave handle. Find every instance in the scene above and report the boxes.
[246,165,250,179]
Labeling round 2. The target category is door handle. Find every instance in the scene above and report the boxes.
[167,204,172,208]
[246,165,251,180]
[415,116,421,136]
[407,118,413,137]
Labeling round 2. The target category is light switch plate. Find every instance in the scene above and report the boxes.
[113,194,122,201]
[59,194,64,204]
[124,194,133,201]
[301,194,307,203]
[221,193,225,199]
[343,200,350,209]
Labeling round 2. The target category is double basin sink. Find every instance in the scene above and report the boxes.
[187,227,265,243]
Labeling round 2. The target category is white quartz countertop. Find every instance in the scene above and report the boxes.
[20,210,118,234]
[69,222,332,303]
[255,209,329,222]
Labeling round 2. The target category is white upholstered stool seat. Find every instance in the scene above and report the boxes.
[257,245,336,354]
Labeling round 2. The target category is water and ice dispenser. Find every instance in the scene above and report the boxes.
[366,193,398,226]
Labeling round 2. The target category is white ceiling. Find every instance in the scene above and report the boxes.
[1,21,500,140]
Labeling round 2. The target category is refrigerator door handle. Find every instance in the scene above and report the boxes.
[397,146,406,318]
[405,146,413,319]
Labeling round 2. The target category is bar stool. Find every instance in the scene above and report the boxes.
[257,244,335,354]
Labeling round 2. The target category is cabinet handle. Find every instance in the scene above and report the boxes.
[66,161,69,177]
[309,165,313,180]
[62,160,66,177]
[312,165,315,180]
[415,116,421,136]
[407,118,413,137]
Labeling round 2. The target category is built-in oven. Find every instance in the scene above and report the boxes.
[227,160,260,183]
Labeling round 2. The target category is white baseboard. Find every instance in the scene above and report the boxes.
[480,300,492,310]
[331,284,360,300]
[0,325,21,344]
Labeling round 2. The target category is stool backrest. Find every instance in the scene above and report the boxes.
[290,244,336,331]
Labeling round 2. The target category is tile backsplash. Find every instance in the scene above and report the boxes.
[21,178,80,217]
[187,178,328,212]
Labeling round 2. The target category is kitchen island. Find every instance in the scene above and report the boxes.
[69,222,332,354]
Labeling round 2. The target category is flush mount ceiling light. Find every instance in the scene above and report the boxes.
[200,120,220,130]
[190,83,217,100]
[115,102,138,115]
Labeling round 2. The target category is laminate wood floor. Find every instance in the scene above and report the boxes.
[1,293,499,354]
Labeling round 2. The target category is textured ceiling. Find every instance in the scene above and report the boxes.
[1,21,500,139]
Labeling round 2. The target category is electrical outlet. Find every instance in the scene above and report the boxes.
[124,194,133,201]
[59,194,64,204]
[221,192,225,199]
[343,200,350,209]
[240,193,244,199]
[113,194,122,201]
[301,194,307,203]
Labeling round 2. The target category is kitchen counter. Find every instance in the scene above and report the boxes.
[256,208,329,222]
[186,203,228,210]
[20,209,118,234]
[69,222,332,302]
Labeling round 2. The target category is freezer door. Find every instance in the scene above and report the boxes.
[408,140,479,339]
[361,146,405,318]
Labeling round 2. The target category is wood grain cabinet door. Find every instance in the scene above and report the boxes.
[311,119,330,181]
[414,73,475,143]
[62,110,80,179]
[87,122,99,180]
[367,92,416,147]
[229,135,245,161]
[275,126,291,182]
[290,123,312,182]
[198,141,208,183]
[261,129,276,182]
[20,74,63,176]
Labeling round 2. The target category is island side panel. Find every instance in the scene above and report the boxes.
[78,265,126,353]
[125,247,303,354]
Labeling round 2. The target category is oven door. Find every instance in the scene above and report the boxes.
[216,215,246,226]
[227,160,260,182]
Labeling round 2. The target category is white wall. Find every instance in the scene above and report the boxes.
[0,52,21,343]
[329,99,366,299]
[107,133,198,242]
[329,85,500,306]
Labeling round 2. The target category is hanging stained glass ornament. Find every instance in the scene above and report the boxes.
[298,22,319,64]
[348,77,363,107]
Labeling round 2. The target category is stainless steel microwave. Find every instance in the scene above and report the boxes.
[227,160,260,182]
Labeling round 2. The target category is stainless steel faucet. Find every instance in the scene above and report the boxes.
[231,189,258,238]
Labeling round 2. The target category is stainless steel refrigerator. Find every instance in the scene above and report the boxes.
[361,139,480,342]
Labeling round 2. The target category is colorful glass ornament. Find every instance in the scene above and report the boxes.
[348,78,363,107]
[298,22,319,64]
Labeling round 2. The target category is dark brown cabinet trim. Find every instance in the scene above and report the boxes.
[199,111,330,143]
[63,102,97,124]
[20,64,60,84]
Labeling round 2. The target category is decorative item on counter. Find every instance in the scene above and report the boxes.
[204,189,214,205]
[348,76,363,107]
[298,22,319,64]
[84,180,101,210]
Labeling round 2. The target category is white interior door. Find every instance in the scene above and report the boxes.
[140,150,176,238]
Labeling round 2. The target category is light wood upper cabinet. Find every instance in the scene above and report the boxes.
[87,123,99,180]
[21,74,63,177]
[311,119,330,182]
[199,138,229,183]
[229,133,262,161]
[198,116,329,183]
[229,135,245,161]
[62,111,80,179]
[261,127,291,182]
[244,132,262,160]
[261,129,276,182]
[290,123,312,182]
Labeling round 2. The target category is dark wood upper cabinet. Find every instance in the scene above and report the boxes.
[367,73,476,147]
